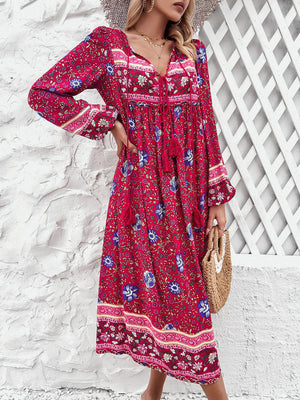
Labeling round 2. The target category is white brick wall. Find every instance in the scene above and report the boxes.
[0,0,299,398]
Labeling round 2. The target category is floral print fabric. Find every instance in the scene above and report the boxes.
[28,25,236,385]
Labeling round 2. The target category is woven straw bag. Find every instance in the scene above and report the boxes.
[201,225,232,314]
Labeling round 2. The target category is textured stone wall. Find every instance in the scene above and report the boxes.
[0,1,299,399]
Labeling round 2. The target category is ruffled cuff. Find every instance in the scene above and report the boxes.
[207,179,236,206]
[80,105,119,140]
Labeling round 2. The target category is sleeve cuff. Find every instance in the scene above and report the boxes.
[207,179,236,206]
[80,105,119,140]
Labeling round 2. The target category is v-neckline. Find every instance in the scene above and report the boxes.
[119,28,175,80]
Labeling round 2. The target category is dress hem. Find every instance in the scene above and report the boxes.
[96,345,221,386]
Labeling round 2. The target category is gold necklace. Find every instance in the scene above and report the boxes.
[132,28,168,76]
[135,31,166,47]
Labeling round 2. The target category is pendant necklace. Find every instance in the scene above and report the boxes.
[132,28,168,76]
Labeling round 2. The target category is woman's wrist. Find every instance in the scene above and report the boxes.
[111,119,122,134]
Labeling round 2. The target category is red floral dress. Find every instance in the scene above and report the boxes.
[28,25,236,385]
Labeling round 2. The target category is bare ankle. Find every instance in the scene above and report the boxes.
[141,388,162,400]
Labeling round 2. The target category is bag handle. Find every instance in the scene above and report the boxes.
[207,225,216,251]
[207,226,226,261]
[213,225,227,263]
[212,225,219,251]
[207,226,221,261]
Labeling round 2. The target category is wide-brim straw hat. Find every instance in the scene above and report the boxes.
[100,0,221,32]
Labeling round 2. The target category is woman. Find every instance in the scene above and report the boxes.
[27,0,236,399]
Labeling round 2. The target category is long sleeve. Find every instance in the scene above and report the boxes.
[27,26,119,140]
[194,39,236,206]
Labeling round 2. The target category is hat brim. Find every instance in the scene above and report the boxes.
[100,0,221,31]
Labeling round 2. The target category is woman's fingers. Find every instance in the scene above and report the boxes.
[217,225,225,237]
[206,209,215,235]
[206,204,227,237]
[215,205,227,237]
[126,140,138,154]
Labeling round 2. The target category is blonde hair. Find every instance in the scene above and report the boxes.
[124,0,198,61]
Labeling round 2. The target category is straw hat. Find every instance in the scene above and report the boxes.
[100,0,221,31]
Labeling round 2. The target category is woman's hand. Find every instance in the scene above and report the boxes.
[111,120,138,158]
[206,203,227,237]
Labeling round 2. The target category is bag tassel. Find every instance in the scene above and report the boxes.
[168,136,182,158]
